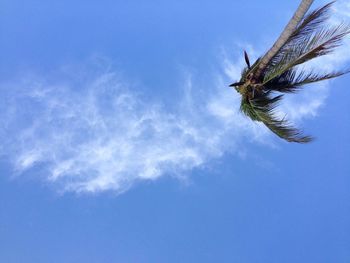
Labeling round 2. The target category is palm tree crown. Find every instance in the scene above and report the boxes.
[230,1,350,143]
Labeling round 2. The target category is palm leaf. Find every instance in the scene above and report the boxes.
[263,24,350,84]
[240,93,312,143]
[261,1,350,84]
[291,69,349,86]
[259,3,331,79]
[289,1,334,42]
[264,68,349,93]
[262,2,334,77]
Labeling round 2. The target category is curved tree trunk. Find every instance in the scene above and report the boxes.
[254,0,314,79]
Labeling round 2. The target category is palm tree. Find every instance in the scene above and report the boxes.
[230,1,350,143]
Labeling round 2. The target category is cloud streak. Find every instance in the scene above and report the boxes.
[0,59,269,194]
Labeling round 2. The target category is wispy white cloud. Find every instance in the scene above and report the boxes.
[332,0,350,22]
[1,1,349,194]
[0,62,263,194]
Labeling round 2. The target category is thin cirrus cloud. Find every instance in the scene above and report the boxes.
[0,62,265,194]
[0,2,349,194]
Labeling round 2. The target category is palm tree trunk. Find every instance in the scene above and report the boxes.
[254,0,314,79]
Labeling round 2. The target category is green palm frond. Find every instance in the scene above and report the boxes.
[240,93,312,143]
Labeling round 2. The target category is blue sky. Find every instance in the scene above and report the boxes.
[1,0,350,262]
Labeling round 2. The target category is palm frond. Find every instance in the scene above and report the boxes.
[262,2,334,76]
[291,69,349,86]
[263,24,350,83]
[264,68,349,93]
[287,25,349,66]
[260,1,350,84]
[264,69,299,93]
[289,1,334,42]
[240,93,312,143]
